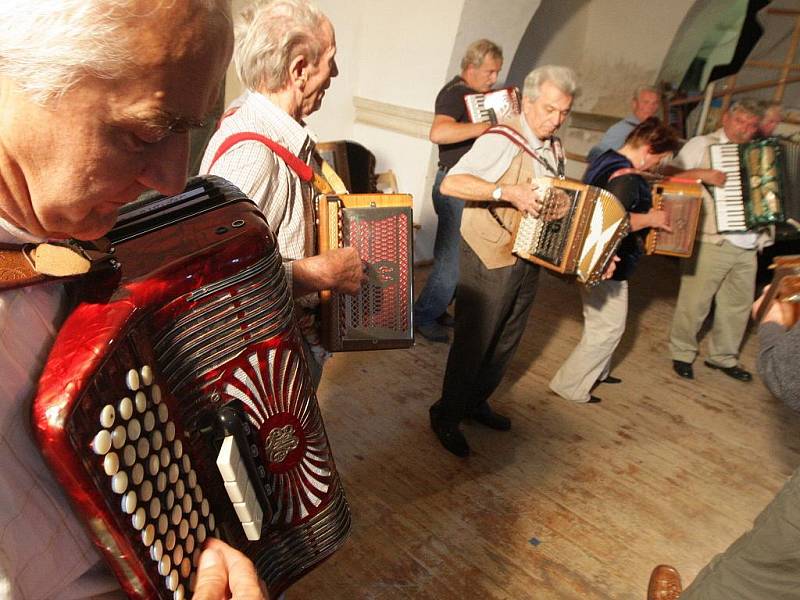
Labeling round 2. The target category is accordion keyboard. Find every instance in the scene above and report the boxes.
[710,143,747,231]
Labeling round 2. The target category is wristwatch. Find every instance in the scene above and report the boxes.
[491,186,503,201]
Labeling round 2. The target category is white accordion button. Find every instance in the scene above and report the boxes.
[118,397,133,421]
[103,452,119,476]
[168,464,180,485]
[157,472,167,493]
[148,455,160,477]
[165,530,176,551]
[165,490,175,510]
[127,418,141,441]
[151,430,163,452]
[166,569,179,592]
[175,479,185,500]
[189,510,199,530]
[178,518,189,540]
[142,523,155,547]
[126,369,140,391]
[123,445,136,467]
[165,421,176,442]
[182,455,191,474]
[187,470,197,489]
[173,439,183,459]
[174,583,186,600]
[173,543,184,566]
[143,411,156,432]
[151,383,162,404]
[140,365,153,387]
[208,513,216,534]
[121,490,137,515]
[180,556,192,578]
[130,463,144,486]
[151,539,163,561]
[171,505,183,526]
[158,403,169,424]
[149,497,161,520]
[194,484,203,504]
[100,405,115,429]
[158,554,172,577]
[136,437,150,460]
[184,534,195,555]
[181,492,192,514]
[160,447,170,469]
[111,425,126,450]
[135,391,147,413]
[132,507,146,530]
[158,513,169,536]
[196,523,207,544]
[111,471,128,494]
[92,430,112,455]
[200,498,210,518]
[139,480,153,503]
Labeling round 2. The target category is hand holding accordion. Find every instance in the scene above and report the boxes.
[511,177,629,286]
[755,255,800,327]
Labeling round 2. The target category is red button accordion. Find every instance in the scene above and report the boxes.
[32,176,351,599]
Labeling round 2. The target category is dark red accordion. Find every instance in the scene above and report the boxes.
[32,176,350,599]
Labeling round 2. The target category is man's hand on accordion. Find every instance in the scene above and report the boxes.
[193,538,269,600]
[503,183,545,217]
[292,247,367,297]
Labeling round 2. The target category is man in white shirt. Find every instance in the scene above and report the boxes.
[667,99,768,382]
[201,0,365,384]
[0,2,269,598]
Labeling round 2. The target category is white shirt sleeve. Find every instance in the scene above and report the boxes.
[448,132,520,183]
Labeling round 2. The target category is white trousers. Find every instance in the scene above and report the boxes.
[549,279,629,403]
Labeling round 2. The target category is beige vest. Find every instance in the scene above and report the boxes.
[459,149,535,269]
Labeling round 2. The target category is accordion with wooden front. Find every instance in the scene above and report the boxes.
[709,139,787,232]
[464,86,521,124]
[755,254,800,325]
[33,177,351,599]
[317,193,414,351]
[646,179,703,257]
[512,177,629,286]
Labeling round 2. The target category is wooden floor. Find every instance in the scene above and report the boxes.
[292,255,800,599]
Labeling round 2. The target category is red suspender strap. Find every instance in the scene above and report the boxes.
[206,132,313,183]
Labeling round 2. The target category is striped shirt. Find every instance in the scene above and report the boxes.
[0,218,120,599]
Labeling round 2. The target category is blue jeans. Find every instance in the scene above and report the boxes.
[413,168,464,326]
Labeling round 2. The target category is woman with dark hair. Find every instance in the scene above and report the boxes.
[549,117,682,403]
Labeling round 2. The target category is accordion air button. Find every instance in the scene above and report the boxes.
[132,507,146,530]
[100,405,115,429]
[111,471,128,494]
[140,365,154,386]
[166,569,179,592]
[149,497,162,520]
[143,411,156,432]
[118,397,134,421]
[174,583,186,600]
[241,519,261,541]
[157,513,169,536]
[130,463,144,486]
[142,523,155,547]
[121,490,136,515]
[140,480,153,503]
[157,403,169,424]
[127,418,141,441]
[123,445,136,467]
[137,437,150,460]
[91,430,112,455]
[126,369,140,391]
[158,554,172,576]
[111,425,127,449]
[103,452,119,476]
[165,421,176,442]
[151,430,163,451]
[135,391,147,413]
[157,472,167,493]
[150,539,163,561]
[166,530,177,551]
[224,479,245,504]
[180,556,191,578]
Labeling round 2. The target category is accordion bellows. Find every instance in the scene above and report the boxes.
[512,177,629,286]
[33,177,350,599]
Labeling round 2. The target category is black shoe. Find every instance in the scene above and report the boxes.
[587,395,602,404]
[704,361,752,382]
[471,404,511,431]
[598,375,622,384]
[415,321,449,343]
[429,405,469,457]
[672,360,694,379]
[436,312,455,328]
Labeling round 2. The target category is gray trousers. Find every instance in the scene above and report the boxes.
[549,279,628,403]
[438,240,540,424]
[683,466,800,599]
[669,239,757,367]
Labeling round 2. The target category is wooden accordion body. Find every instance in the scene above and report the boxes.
[646,179,703,257]
[755,254,800,326]
[33,177,350,599]
[512,177,629,286]
[317,193,414,351]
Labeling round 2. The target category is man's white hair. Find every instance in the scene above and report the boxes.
[234,0,329,93]
[523,65,578,101]
[0,0,231,105]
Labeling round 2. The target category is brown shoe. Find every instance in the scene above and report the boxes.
[647,565,682,600]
